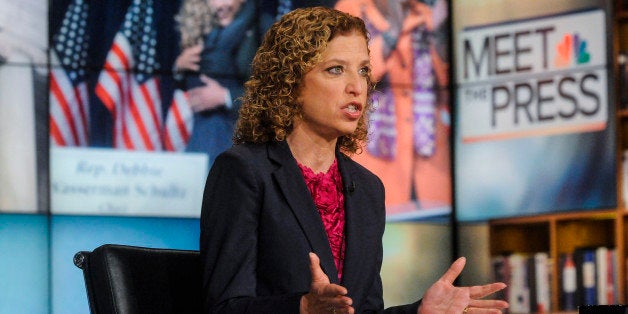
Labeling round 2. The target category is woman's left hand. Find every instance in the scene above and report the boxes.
[418,257,509,314]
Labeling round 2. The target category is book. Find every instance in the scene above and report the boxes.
[560,252,577,311]
[527,255,537,312]
[573,247,597,306]
[619,52,628,110]
[623,151,628,208]
[596,247,608,305]
[534,252,551,312]
[509,253,530,313]
[607,248,617,304]
[491,254,510,303]
[581,249,597,305]
[610,249,618,304]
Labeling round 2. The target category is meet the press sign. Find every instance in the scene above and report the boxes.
[456,9,608,143]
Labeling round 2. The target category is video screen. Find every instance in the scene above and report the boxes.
[452,0,616,221]
[48,0,452,221]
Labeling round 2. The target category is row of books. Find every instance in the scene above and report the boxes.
[492,252,552,313]
[491,247,618,313]
[559,247,618,311]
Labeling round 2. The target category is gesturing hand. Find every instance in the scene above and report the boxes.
[300,253,354,314]
[419,257,509,314]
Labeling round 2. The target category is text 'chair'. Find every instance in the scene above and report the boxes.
[74,244,202,314]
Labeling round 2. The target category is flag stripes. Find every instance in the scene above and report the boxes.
[49,0,90,146]
[95,0,163,151]
[164,89,193,151]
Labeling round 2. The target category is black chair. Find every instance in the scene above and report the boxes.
[73,244,202,314]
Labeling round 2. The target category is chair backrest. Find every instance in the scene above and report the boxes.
[74,244,202,314]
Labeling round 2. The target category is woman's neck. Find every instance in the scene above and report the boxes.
[286,129,337,174]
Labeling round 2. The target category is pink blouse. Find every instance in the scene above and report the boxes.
[297,159,346,281]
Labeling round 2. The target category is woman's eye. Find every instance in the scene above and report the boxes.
[327,66,343,74]
[359,67,371,76]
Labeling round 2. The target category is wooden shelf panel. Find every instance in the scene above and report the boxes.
[489,209,617,225]
[489,222,549,255]
[489,211,617,252]
[555,218,615,254]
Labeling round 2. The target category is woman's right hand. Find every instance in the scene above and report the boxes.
[174,44,202,72]
[300,253,354,314]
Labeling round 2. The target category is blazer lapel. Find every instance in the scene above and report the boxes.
[337,153,375,290]
[267,141,339,283]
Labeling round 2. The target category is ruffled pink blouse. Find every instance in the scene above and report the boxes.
[297,159,346,281]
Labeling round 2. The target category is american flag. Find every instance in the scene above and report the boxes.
[49,0,90,146]
[163,89,193,151]
[95,0,163,150]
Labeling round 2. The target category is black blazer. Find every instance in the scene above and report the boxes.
[200,141,420,313]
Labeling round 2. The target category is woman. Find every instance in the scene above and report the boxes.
[173,0,258,167]
[200,6,508,313]
[335,0,452,212]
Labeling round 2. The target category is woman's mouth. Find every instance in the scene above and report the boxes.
[343,102,362,119]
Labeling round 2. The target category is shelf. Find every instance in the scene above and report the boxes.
[489,222,549,255]
[488,209,617,225]
[488,210,622,312]
[555,218,615,254]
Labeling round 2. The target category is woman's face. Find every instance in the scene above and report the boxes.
[295,32,370,141]
[208,0,244,27]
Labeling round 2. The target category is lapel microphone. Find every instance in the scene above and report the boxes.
[346,181,355,194]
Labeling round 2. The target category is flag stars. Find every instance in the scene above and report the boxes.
[50,0,91,147]
[120,0,159,79]
[53,0,89,83]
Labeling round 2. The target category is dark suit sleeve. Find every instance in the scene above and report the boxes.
[359,170,422,314]
[199,149,302,313]
[362,270,420,313]
[384,301,422,314]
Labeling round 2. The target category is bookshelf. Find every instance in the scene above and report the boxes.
[489,210,619,313]
[485,2,628,312]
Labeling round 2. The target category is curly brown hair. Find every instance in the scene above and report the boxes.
[234,6,374,154]
[174,0,213,48]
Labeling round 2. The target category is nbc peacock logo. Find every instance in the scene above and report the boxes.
[554,33,591,68]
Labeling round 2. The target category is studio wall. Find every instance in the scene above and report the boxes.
[0,0,453,312]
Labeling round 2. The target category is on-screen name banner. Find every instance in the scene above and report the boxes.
[51,147,207,218]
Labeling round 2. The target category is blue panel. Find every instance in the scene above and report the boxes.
[50,215,199,314]
[0,214,50,314]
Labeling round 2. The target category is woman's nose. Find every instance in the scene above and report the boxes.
[345,73,365,96]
